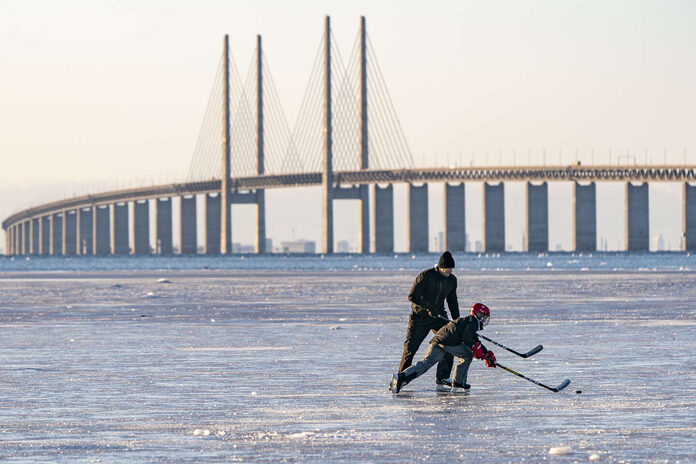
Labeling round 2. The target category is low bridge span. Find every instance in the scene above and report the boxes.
[4,165,696,227]
[4,164,696,257]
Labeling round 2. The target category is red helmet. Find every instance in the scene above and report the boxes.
[470,303,490,327]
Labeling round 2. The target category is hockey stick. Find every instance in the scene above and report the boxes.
[478,334,543,358]
[436,315,543,358]
[496,362,571,392]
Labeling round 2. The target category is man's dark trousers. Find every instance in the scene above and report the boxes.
[398,312,453,380]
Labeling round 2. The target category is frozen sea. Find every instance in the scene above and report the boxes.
[1,253,695,463]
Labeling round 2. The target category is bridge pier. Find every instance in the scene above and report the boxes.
[155,198,173,254]
[27,219,33,254]
[41,217,50,255]
[64,210,77,255]
[60,211,67,255]
[626,182,649,251]
[483,182,505,252]
[573,182,596,251]
[444,183,466,252]
[359,185,369,254]
[372,184,394,253]
[205,194,221,254]
[77,208,93,255]
[255,190,266,254]
[526,182,548,252]
[8,223,15,255]
[684,183,696,251]
[23,221,29,255]
[58,212,66,255]
[133,200,150,255]
[112,203,129,255]
[408,183,429,253]
[31,218,38,254]
[48,215,54,255]
[94,205,110,255]
[51,213,62,255]
[180,195,197,254]
[16,224,20,255]
[18,223,23,255]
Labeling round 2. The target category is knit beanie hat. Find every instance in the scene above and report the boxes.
[438,251,455,268]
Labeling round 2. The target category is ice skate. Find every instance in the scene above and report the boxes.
[435,378,452,392]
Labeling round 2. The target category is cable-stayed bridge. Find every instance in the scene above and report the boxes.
[4,16,696,256]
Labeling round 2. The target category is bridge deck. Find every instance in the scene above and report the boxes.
[4,165,696,228]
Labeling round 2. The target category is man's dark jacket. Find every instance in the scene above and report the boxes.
[408,267,460,320]
[431,315,487,352]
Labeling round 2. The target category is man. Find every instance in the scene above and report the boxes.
[390,251,460,392]
[391,303,496,394]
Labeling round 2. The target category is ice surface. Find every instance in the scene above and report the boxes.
[1,256,695,462]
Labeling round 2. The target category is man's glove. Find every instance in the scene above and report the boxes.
[427,308,443,319]
[472,342,486,360]
[484,351,496,368]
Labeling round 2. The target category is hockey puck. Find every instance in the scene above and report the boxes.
[574,390,582,394]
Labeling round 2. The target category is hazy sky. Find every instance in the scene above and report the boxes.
[2,1,695,252]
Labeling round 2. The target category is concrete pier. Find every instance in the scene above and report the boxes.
[31,218,39,254]
[444,183,466,252]
[60,211,66,254]
[573,182,597,251]
[155,198,173,254]
[205,194,221,254]
[24,221,31,255]
[7,225,13,255]
[79,208,93,255]
[18,224,22,255]
[626,182,649,251]
[112,203,129,255]
[255,190,266,254]
[684,183,696,251]
[94,205,110,255]
[41,216,50,255]
[133,200,150,255]
[16,224,21,255]
[483,182,505,252]
[64,210,77,255]
[51,213,62,255]
[48,215,54,255]
[372,184,394,253]
[358,185,369,254]
[525,182,548,252]
[180,195,197,254]
[408,184,429,253]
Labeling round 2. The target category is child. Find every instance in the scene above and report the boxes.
[391,303,496,393]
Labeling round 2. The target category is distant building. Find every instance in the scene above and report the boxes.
[652,233,665,251]
[475,240,482,252]
[280,240,316,254]
[265,238,273,253]
[337,240,350,253]
[232,243,255,253]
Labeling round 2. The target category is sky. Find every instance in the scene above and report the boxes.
[1,0,696,253]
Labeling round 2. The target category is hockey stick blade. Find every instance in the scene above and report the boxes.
[523,344,544,358]
[479,334,544,358]
[496,363,571,393]
[552,379,571,393]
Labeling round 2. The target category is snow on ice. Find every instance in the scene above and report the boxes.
[0,254,695,462]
